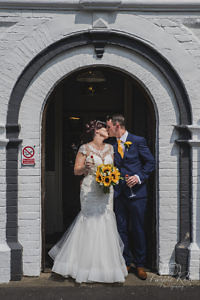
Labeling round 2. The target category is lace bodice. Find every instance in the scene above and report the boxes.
[78,143,114,166]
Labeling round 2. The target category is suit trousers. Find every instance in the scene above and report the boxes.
[114,194,147,267]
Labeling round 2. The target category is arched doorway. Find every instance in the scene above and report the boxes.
[41,66,156,272]
[6,30,192,280]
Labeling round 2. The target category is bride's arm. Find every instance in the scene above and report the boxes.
[74,152,87,176]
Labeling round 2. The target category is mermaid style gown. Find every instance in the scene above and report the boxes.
[48,143,128,283]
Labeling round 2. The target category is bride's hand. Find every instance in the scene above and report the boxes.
[84,161,94,174]
[74,152,94,176]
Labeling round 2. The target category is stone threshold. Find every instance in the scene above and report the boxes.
[0,271,199,288]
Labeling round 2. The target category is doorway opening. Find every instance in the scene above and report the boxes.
[41,66,156,272]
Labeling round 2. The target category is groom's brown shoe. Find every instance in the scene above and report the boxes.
[136,267,147,280]
[127,265,131,272]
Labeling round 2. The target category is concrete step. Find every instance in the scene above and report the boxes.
[0,271,200,300]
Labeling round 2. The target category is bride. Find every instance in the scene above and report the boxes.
[48,120,128,283]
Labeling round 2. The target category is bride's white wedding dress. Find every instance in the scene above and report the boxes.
[48,143,128,283]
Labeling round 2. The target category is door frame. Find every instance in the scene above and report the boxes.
[41,68,157,271]
[41,92,63,272]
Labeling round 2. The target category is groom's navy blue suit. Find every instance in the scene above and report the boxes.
[113,132,155,267]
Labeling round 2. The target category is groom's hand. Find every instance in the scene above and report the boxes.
[126,175,139,188]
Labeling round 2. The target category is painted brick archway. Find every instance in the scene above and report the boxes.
[5,31,192,280]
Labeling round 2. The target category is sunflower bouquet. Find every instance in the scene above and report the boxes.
[95,164,122,194]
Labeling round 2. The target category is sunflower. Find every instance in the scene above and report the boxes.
[97,164,104,172]
[111,171,120,184]
[124,141,132,151]
[124,141,132,146]
[96,171,103,183]
[95,164,121,193]
[102,164,112,174]
[103,176,112,187]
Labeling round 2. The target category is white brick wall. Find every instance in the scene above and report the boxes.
[0,6,200,281]
[0,126,10,283]
[0,10,199,124]
[141,13,200,123]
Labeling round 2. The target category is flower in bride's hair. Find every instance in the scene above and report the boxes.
[85,120,96,131]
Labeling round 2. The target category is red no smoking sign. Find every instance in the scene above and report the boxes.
[22,146,35,166]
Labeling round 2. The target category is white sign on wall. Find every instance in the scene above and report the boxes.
[22,146,35,166]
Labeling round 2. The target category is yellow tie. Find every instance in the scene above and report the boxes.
[117,140,124,159]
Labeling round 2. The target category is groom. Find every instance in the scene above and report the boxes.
[106,114,155,280]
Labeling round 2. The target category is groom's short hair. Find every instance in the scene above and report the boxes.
[107,114,125,127]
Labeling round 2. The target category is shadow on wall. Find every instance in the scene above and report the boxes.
[195,119,200,247]
[170,127,179,243]
[196,150,200,243]
[75,11,117,26]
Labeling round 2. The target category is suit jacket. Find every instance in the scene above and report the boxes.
[112,132,155,199]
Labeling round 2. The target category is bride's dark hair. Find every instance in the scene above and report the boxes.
[81,120,107,143]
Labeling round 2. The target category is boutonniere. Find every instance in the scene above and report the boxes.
[124,141,132,151]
